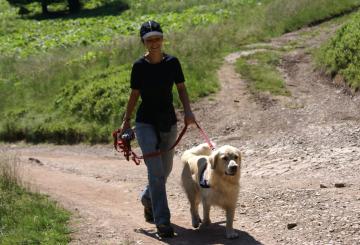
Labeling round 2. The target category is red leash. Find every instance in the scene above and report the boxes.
[194,121,215,151]
[113,121,214,165]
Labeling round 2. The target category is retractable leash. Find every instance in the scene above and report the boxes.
[112,121,215,165]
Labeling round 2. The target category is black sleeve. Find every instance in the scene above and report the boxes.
[173,58,185,84]
[130,62,141,89]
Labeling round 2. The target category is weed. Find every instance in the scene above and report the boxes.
[316,11,360,90]
[235,51,291,96]
[0,153,71,244]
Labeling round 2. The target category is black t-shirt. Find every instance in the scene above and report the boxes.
[130,54,185,131]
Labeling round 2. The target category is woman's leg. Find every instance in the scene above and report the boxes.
[135,122,171,226]
[140,124,177,215]
[159,124,178,181]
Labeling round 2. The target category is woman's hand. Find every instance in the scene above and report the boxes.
[120,119,131,134]
[184,111,196,125]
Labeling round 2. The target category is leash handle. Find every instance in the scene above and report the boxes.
[113,120,214,164]
[113,129,141,165]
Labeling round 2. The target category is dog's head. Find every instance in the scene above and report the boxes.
[209,145,241,177]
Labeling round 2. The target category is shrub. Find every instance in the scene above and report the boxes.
[317,12,360,90]
[55,64,130,124]
[7,0,82,15]
[265,0,360,34]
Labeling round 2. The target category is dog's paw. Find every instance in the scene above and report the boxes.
[191,215,202,228]
[226,229,239,239]
[199,219,211,228]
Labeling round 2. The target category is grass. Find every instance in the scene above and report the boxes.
[0,154,71,244]
[2,0,360,143]
[0,0,260,143]
[315,11,360,91]
[235,51,290,96]
[0,0,234,57]
[263,0,360,34]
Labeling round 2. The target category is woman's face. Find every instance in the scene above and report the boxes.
[143,35,163,53]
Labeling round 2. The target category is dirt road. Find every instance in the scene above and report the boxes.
[2,19,360,245]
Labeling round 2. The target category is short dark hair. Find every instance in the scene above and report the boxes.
[140,20,163,41]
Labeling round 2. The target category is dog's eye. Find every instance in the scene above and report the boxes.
[234,155,238,160]
[222,156,229,161]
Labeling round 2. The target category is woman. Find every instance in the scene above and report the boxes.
[120,20,195,238]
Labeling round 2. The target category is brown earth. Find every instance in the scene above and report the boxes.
[2,19,360,245]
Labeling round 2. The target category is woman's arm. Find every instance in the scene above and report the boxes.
[176,82,195,125]
[120,89,140,133]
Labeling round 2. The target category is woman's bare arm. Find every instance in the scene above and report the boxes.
[120,89,140,132]
[176,82,195,125]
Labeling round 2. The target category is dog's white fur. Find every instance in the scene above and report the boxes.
[181,143,242,239]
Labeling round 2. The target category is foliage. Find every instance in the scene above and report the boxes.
[1,0,360,143]
[235,51,290,96]
[124,0,257,15]
[316,12,360,90]
[0,154,20,189]
[8,0,63,6]
[0,154,71,244]
[7,0,82,15]
[0,63,131,143]
[54,65,130,123]
[264,0,360,35]
[0,0,234,57]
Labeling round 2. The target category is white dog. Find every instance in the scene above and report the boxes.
[181,143,242,239]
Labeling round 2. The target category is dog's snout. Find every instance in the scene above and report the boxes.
[226,163,238,176]
[227,160,239,174]
[229,165,238,171]
[229,160,238,167]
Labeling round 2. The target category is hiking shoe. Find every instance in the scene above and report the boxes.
[144,207,154,223]
[156,224,174,238]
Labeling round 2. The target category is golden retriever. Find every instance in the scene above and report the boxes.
[181,143,242,239]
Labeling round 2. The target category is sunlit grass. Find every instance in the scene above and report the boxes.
[0,154,71,244]
[315,11,360,91]
[235,51,290,96]
[1,0,360,143]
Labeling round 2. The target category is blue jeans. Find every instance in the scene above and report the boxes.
[135,122,177,226]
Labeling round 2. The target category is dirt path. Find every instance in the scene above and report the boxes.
[2,19,360,245]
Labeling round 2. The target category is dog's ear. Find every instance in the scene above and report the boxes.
[209,150,219,169]
[236,149,242,163]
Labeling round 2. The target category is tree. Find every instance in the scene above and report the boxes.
[7,0,82,15]
[67,0,81,13]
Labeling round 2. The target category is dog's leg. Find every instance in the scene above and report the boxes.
[182,166,201,228]
[225,207,239,239]
[190,193,202,228]
[200,201,211,227]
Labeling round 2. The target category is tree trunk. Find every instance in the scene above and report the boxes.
[68,0,81,13]
[41,0,48,15]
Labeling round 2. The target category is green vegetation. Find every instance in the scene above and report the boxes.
[1,0,360,143]
[0,154,71,244]
[316,11,360,91]
[0,0,231,57]
[264,0,360,34]
[235,51,290,96]
[7,0,82,15]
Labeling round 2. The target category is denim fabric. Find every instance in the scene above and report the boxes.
[135,122,177,226]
